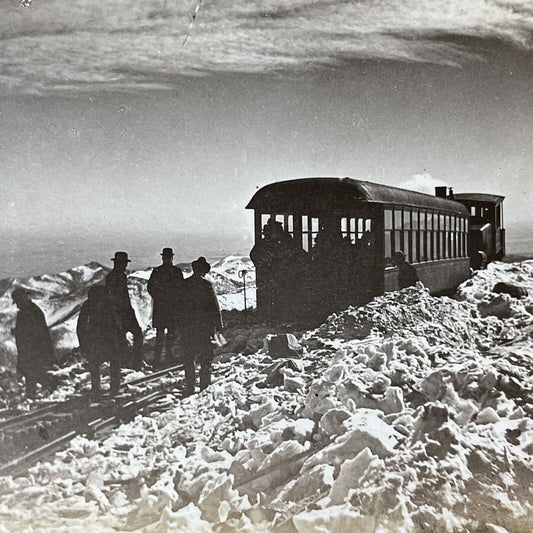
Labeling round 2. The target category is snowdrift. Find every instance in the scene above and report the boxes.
[1,261,533,532]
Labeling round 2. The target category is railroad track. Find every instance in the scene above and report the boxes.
[0,363,185,478]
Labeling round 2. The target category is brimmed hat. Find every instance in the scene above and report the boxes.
[192,256,211,275]
[161,248,174,258]
[111,251,131,263]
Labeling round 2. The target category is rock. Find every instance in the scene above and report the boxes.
[263,334,303,359]
[476,407,500,425]
[478,295,513,319]
[492,282,528,299]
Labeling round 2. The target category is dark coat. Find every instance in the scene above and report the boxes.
[147,264,184,328]
[179,274,222,340]
[105,270,140,331]
[398,262,420,289]
[14,301,55,378]
[77,292,122,361]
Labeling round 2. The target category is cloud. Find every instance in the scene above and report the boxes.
[0,0,532,94]
[398,172,448,195]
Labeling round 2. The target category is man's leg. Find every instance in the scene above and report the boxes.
[153,327,165,365]
[88,357,102,395]
[181,339,196,396]
[165,326,176,360]
[25,375,37,399]
[109,352,121,394]
[199,337,213,391]
[128,319,144,369]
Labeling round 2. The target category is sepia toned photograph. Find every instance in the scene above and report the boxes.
[0,1,532,531]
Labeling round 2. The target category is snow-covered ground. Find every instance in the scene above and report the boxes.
[1,261,533,532]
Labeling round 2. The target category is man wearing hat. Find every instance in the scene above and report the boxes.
[105,252,144,369]
[179,256,222,395]
[393,251,420,289]
[77,285,124,395]
[11,288,55,398]
[147,248,184,365]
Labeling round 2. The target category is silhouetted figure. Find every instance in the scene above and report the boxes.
[472,250,488,270]
[250,219,287,322]
[11,288,55,399]
[147,248,184,365]
[105,252,144,369]
[77,285,124,395]
[311,216,353,311]
[179,257,222,395]
[393,251,420,289]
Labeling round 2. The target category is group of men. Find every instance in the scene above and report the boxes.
[12,249,222,399]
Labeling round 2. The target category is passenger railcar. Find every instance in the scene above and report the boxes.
[246,177,477,320]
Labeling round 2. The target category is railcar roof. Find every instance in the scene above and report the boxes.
[246,177,469,214]
[453,193,505,204]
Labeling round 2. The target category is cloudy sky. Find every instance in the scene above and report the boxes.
[1,0,532,272]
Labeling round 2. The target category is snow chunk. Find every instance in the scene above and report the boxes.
[328,447,380,505]
[303,410,399,472]
[293,504,375,533]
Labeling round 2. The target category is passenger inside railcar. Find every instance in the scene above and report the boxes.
[250,218,306,322]
[310,216,354,312]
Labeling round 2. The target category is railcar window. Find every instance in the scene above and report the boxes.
[300,215,320,252]
[426,232,432,261]
[394,209,402,230]
[350,218,357,235]
[385,210,393,229]
[394,229,402,253]
[384,210,393,266]
[403,209,411,229]
[261,214,270,231]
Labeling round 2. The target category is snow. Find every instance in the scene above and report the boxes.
[1,260,533,531]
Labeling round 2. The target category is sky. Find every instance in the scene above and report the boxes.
[0,0,532,275]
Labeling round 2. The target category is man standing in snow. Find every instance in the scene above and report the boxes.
[105,251,144,369]
[393,251,420,289]
[179,257,222,395]
[77,285,124,395]
[11,288,55,399]
[147,247,184,365]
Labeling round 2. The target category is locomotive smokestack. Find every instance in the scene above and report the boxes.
[448,187,454,200]
[435,186,447,198]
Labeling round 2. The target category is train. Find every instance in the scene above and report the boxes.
[246,177,505,321]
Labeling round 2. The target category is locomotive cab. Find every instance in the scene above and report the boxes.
[453,193,505,266]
